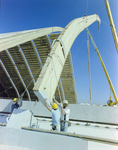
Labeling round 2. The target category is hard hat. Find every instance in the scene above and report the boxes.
[13,98,17,102]
[52,103,58,109]
[63,100,68,104]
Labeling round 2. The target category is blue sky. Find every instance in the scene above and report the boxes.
[0,0,118,104]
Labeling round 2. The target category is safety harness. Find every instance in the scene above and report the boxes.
[52,123,59,130]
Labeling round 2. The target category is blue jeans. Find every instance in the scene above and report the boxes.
[60,122,68,132]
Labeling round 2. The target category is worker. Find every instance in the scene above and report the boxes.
[45,98,60,131]
[53,97,70,132]
[11,93,23,113]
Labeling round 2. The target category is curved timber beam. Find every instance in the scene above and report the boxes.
[47,35,66,101]
[0,27,64,52]
[33,14,101,105]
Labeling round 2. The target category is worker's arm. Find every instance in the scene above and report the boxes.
[14,93,24,106]
[19,93,24,107]
[19,98,22,107]
[45,98,52,112]
[53,97,66,114]
[53,97,60,107]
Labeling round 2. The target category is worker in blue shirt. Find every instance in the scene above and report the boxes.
[45,98,60,131]
[11,94,23,113]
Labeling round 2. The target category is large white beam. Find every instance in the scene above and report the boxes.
[33,14,101,105]
[0,27,63,52]
[47,35,66,101]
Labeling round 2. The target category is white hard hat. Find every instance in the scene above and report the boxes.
[63,100,68,104]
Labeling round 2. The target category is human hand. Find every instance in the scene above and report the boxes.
[52,96,55,100]
[21,92,24,97]
[60,103,63,108]
[45,98,47,101]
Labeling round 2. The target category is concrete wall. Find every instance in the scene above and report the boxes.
[6,109,35,129]
[0,99,12,113]
[0,99,118,124]
[0,127,88,150]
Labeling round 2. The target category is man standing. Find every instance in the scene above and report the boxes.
[53,98,70,132]
[45,98,60,131]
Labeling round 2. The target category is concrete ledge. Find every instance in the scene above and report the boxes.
[21,126,118,146]
[0,127,88,150]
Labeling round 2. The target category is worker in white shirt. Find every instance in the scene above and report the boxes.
[53,98,70,132]
[45,98,60,131]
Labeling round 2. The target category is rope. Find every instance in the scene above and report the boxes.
[101,19,110,27]
[73,39,85,64]
[0,50,63,103]
[20,68,40,97]
[0,70,35,95]
[0,58,47,97]
[0,86,13,95]
[94,0,97,14]
[49,52,64,67]
[0,67,38,96]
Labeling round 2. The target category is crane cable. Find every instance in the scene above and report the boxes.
[94,0,97,14]
[86,0,88,15]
